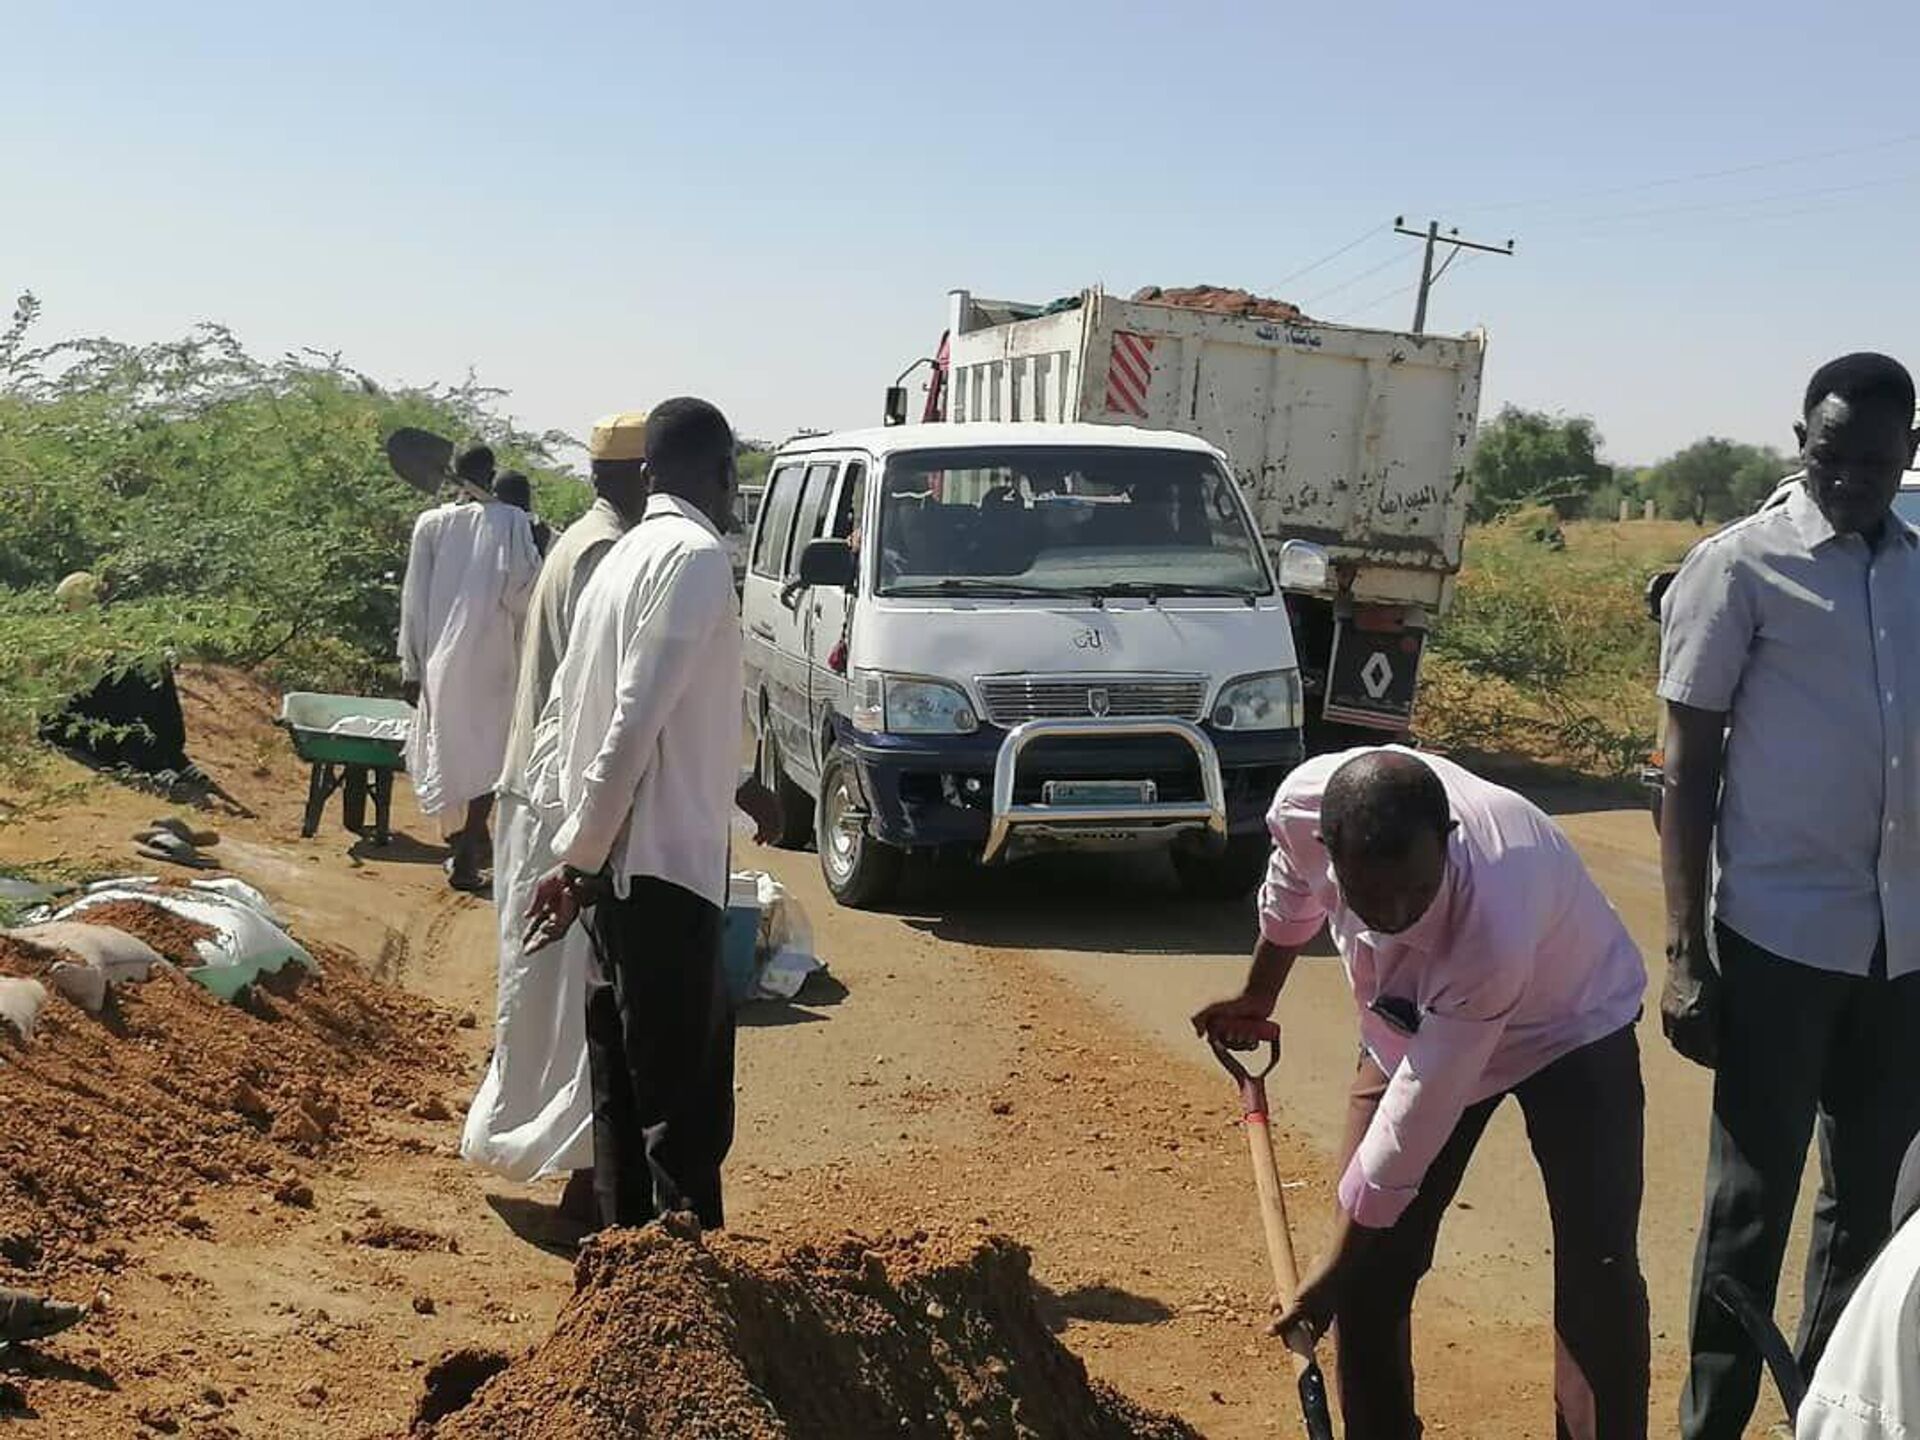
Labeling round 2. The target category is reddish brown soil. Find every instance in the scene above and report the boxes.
[348,1221,461,1254]
[58,897,219,967]
[0,932,61,973]
[1131,284,1311,324]
[430,1224,1197,1440]
[413,1349,511,1430]
[0,935,462,1283]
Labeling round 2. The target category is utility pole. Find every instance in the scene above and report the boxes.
[1394,217,1515,334]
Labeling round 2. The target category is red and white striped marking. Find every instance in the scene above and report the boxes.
[1104,331,1156,418]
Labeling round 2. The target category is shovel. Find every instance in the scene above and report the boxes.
[1209,1019,1337,1440]
[385,427,492,504]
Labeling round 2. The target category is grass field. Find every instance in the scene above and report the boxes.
[1417,516,1706,777]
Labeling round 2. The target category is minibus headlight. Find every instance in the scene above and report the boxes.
[852,672,978,736]
[1212,671,1304,731]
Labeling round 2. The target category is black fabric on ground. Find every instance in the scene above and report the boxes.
[43,662,190,774]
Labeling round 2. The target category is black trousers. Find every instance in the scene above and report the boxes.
[1681,925,1920,1439]
[1334,1023,1649,1440]
[584,876,735,1231]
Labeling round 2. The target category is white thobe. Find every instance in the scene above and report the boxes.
[461,499,627,1182]
[1798,1214,1920,1438]
[548,492,743,906]
[398,499,541,832]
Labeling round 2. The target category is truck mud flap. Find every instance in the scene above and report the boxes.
[1322,622,1424,730]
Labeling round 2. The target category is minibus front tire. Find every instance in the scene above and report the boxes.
[817,748,903,909]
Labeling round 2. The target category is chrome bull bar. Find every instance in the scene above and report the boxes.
[980,718,1228,865]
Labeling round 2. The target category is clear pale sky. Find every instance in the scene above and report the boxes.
[7,1,1917,465]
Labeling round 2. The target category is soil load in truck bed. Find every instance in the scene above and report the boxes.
[427,1224,1198,1439]
[1130,284,1310,323]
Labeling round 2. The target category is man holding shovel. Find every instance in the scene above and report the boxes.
[398,443,542,890]
[1194,747,1649,1439]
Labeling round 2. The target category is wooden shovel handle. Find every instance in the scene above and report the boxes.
[1243,1109,1338,1440]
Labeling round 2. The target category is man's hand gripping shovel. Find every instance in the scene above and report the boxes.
[1207,1019,1337,1440]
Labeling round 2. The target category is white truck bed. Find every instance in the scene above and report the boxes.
[941,288,1486,612]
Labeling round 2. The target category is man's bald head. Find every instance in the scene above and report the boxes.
[1322,750,1451,860]
[1320,750,1454,934]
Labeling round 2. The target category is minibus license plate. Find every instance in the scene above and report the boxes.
[1043,780,1155,807]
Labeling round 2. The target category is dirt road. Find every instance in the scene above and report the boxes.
[2,676,1811,1436]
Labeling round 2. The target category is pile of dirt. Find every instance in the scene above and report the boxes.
[427,1224,1198,1439]
[1131,284,1311,324]
[0,935,462,1282]
[57,897,218,967]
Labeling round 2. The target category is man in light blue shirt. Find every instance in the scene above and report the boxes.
[1660,353,1920,1439]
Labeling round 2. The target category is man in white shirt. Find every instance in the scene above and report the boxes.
[398,443,542,891]
[1798,1138,1920,1438]
[460,413,648,1220]
[524,398,745,1231]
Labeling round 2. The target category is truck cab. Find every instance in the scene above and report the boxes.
[741,423,1305,907]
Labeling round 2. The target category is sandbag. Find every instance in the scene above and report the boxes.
[55,878,314,1003]
[0,876,57,908]
[183,876,284,926]
[7,922,165,1013]
[0,977,47,1043]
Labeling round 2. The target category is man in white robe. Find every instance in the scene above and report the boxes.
[1798,1139,1920,1438]
[524,398,774,1233]
[398,444,541,891]
[460,414,649,1216]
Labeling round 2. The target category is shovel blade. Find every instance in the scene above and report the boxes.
[1297,1358,1337,1439]
[385,427,455,496]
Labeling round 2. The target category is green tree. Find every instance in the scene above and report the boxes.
[1469,406,1613,522]
[0,294,582,783]
[736,443,773,488]
[1646,438,1793,523]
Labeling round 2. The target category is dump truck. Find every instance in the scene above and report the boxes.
[898,287,1488,746]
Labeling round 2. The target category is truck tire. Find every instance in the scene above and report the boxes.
[756,722,814,850]
[816,748,902,909]
[1171,835,1271,901]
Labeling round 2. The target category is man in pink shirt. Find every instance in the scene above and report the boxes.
[1195,747,1649,1439]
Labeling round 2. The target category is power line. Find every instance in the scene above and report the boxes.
[1270,222,1391,290]
[1468,129,1920,217]
[1302,250,1410,307]
[1563,183,1920,243]
[1529,168,1920,235]
[1332,280,1421,324]
[1334,252,1483,325]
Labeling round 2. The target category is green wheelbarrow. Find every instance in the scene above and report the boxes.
[277,692,413,846]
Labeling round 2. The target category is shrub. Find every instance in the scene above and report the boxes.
[1420,519,1691,777]
[0,295,585,793]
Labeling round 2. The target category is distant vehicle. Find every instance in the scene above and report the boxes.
[726,484,765,589]
[893,287,1489,750]
[1641,472,1920,829]
[741,422,1305,907]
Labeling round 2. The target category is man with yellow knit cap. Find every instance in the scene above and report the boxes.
[460,412,649,1224]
